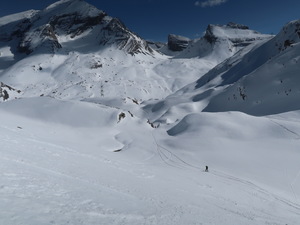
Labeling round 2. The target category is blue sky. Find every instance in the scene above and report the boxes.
[0,0,300,42]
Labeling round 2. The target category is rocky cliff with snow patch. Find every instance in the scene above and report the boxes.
[167,34,191,51]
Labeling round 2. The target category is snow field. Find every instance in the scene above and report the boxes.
[0,97,299,224]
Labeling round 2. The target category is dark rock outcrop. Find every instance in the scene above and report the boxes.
[0,82,21,101]
[100,17,154,55]
[204,25,218,44]
[168,34,191,51]
[18,24,62,54]
[204,23,267,47]
[49,11,107,38]
[147,41,165,50]
[226,22,249,30]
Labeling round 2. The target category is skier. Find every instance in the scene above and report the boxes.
[205,165,208,172]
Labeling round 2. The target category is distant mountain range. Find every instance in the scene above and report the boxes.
[0,0,299,117]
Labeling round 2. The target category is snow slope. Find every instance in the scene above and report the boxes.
[202,20,300,115]
[0,97,300,225]
[0,47,217,102]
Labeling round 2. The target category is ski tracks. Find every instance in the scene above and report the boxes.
[151,128,300,221]
[211,170,300,212]
[269,118,300,139]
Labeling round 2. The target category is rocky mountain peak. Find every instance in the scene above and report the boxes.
[204,24,218,44]
[204,22,271,47]
[0,0,155,56]
[273,19,300,52]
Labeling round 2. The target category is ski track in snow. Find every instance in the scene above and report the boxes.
[150,124,300,221]
[269,118,300,139]
[1,114,300,225]
[153,128,300,211]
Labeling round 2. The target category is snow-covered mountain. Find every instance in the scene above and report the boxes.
[202,20,300,115]
[159,22,271,59]
[0,8,272,102]
[146,19,300,122]
[1,1,300,224]
[0,0,164,101]
[0,0,153,56]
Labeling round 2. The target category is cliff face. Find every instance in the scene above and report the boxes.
[167,34,191,51]
[204,22,270,47]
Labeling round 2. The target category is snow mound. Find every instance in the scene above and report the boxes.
[167,112,290,139]
[0,97,119,127]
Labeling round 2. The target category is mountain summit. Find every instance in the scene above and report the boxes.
[0,0,154,56]
[171,22,272,59]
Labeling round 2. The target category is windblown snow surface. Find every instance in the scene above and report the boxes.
[0,1,300,224]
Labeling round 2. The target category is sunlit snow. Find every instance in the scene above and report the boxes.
[0,1,300,224]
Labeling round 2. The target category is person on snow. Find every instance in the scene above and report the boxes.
[205,166,208,172]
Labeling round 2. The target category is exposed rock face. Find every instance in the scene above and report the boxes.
[146,41,166,50]
[0,82,21,101]
[204,25,218,44]
[167,34,191,51]
[49,11,107,38]
[226,22,249,30]
[18,23,62,54]
[204,22,269,47]
[100,17,154,55]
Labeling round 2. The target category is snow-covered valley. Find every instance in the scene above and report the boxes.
[0,0,300,224]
